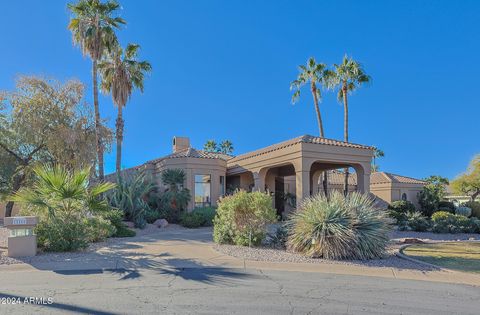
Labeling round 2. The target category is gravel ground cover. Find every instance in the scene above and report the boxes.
[213,230,480,271]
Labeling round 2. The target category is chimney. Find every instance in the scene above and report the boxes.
[172,136,190,153]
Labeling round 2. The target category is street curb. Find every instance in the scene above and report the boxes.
[395,244,448,271]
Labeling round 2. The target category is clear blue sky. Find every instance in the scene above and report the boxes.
[0,0,478,179]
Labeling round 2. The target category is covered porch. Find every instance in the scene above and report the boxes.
[226,135,374,217]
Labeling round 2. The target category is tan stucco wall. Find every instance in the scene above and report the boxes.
[370,183,424,209]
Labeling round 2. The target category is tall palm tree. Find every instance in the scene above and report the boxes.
[372,147,385,172]
[330,55,371,195]
[99,43,152,175]
[68,0,125,180]
[291,57,330,195]
[219,140,234,155]
[203,140,217,153]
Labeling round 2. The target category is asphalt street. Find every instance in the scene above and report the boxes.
[0,266,478,314]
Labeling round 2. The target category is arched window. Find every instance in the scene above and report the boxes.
[401,193,407,201]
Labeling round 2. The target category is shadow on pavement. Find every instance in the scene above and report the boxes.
[0,292,118,315]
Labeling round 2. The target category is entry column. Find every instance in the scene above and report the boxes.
[295,170,310,208]
[253,171,266,192]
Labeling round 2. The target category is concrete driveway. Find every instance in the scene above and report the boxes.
[0,226,479,314]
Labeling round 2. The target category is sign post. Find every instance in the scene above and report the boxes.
[4,216,38,257]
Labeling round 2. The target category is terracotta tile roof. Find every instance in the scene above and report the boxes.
[229,135,374,163]
[163,148,232,161]
[324,171,426,186]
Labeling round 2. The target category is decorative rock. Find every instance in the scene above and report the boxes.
[402,238,425,244]
[153,219,169,228]
[124,221,135,228]
[469,237,476,241]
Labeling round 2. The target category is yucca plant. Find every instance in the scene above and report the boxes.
[106,171,156,228]
[287,191,391,260]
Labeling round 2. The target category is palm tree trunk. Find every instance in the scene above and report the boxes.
[310,83,328,196]
[115,105,124,175]
[93,59,104,180]
[342,85,349,196]
[310,83,324,137]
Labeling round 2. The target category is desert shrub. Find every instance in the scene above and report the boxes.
[213,190,277,246]
[432,211,480,233]
[145,208,161,224]
[106,172,156,229]
[100,209,135,237]
[462,201,480,218]
[455,206,472,217]
[158,169,191,223]
[36,218,89,252]
[86,216,116,242]
[437,200,456,213]
[287,191,391,260]
[194,207,216,226]
[388,200,416,213]
[403,211,431,232]
[180,211,205,228]
[267,225,289,249]
[12,165,116,252]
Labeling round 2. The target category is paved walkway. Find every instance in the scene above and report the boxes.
[1,226,479,286]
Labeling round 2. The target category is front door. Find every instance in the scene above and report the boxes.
[274,177,285,217]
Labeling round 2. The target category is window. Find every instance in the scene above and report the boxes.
[220,176,225,197]
[195,174,211,207]
[401,193,407,201]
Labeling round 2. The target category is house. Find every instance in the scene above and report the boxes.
[105,135,427,216]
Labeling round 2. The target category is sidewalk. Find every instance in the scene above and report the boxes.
[1,226,479,287]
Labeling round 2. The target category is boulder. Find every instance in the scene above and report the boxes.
[153,219,169,228]
[402,238,425,244]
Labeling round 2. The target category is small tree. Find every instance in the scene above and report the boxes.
[451,155,480,201]
[160,169,191,222]
[203,140,217,152]
[219,140,234,155]
[418,175,449,216]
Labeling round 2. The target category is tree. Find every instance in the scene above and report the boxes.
[372,147,385,172]
[418,175,449,216]
[0,76,113,217]
[219,140,234,155]
[330,55,371,196]
[203,140,217,153]
[68,0,125,180]
[160,169,191,221]
[451,154,480,201]
[99,43,152,174]
[291,57,330,195]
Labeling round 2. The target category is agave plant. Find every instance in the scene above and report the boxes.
[106,171,156,228]
[287,191,391,260]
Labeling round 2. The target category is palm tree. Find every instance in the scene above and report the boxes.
[219,140,234,155]
[330,55,371,195]
[291,57,330,195]
[372,147,385,172]
[98,43,152,174]
[68,0,125,180]
[203,140,217,153]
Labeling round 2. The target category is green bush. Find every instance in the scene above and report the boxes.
[388,200,416,213]
[12,165,115,252]
[179,207,216,228]
[106,172,156,229]
[462,201,480,218]
[431,211,480,233]
[437,200,456,213]
[145,208,161,224]
[287,191,391,260]
[86,216,116,242]
[398,211,431,232]
[100,209,136,238]
[455,206,472,217]
[267,225,289,249]
[194,206,216,226]
[213,190,277,246]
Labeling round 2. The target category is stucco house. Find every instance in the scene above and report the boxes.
[104,135,426,217]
